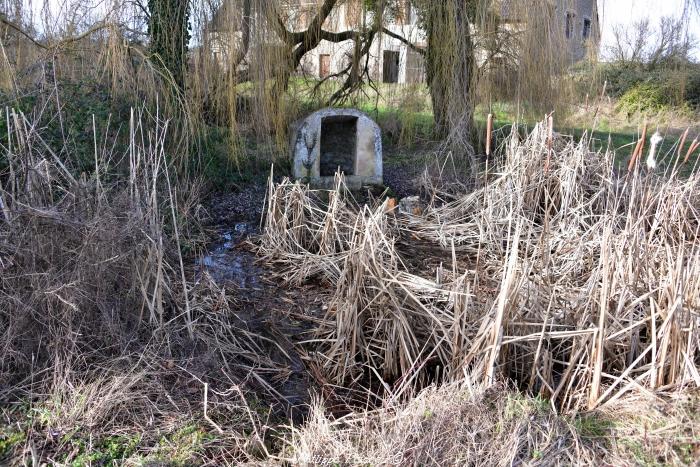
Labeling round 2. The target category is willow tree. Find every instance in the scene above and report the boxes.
[422,0,477,148]
[208,0,492,152]
[148,0,190,90]
[206,0,388,143]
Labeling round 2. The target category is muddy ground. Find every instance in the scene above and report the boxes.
[205,142,431,224]
[194,143,433,422]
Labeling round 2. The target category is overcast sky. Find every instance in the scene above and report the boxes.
[598,0,700,59]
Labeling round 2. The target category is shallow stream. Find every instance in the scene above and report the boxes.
[196,222,313,422]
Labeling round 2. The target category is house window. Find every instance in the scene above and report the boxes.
[383,50,400,83]
[319,54,331,78]
[405,48,426,84]
[583,18,591,40]
[565,12,574,39]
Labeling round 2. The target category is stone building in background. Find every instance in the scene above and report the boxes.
[497,0,601,63]
[205,0,600,84]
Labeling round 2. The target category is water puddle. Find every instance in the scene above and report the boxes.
[197,222,262,289]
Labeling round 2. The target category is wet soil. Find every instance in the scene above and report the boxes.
[382,143,436,198]
[196,223,262,288]
[195,215,329,423]
[204,142,428,225]
[194,143,434,421]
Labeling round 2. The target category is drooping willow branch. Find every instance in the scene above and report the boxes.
[0,16,113,51]
[238,0,420,104]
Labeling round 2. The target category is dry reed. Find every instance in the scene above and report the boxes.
[0,105,288,464]
[260,121,700,412]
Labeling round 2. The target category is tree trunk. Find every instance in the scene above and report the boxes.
[425,0,476,150]
[148,0,190,91]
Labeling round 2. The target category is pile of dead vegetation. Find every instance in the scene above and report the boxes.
[260,121,700,413]
[255,123,700,465]
[278,379,699,466]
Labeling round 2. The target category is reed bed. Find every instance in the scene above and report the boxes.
[260,123,700,411]
[0,106,284,464]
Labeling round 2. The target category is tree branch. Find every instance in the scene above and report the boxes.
[381,27,425,55]
[321,29,359,42]
[232,0,252,68]
[1,17,47,50]
[1,16,114,51]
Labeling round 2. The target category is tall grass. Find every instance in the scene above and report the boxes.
[0,105,288,463]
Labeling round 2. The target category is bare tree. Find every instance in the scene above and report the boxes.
[649,16,695,66]
[605,16,695,67]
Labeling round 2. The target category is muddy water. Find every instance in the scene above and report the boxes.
[197,223,313,422]
[197,223,262,287]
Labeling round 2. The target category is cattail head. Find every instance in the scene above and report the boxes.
[646,131,663,170]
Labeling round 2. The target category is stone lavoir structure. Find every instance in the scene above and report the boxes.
[291,108,382,188]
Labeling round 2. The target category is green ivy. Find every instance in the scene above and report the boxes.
[148,0,191,90]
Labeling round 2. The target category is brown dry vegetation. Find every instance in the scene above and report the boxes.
[1,1,700,466]
[0,107,285,464]
[255,123,700,465]
[280,382,700,466]
[1,110,699,465]
[260,124,700,403]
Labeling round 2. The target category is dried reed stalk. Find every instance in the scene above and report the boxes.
[260,120,700,411]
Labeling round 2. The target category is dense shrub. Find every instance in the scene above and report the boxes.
[0,82,130,173]
[616,83,673,115]
[574,61,700,113]
[682,68,700,108]
[570,62,700,114]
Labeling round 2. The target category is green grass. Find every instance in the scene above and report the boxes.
[573,414,615,439]
[147,422,216,465]
[0,413,218,466]
[0,428,25,462]
[504,393,551,421]
[61,434,141,467]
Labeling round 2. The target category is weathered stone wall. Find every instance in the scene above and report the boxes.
[291,108,382,189]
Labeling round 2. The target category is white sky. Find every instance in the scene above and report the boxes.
[22,0,700,61]
[598,0,700,59]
